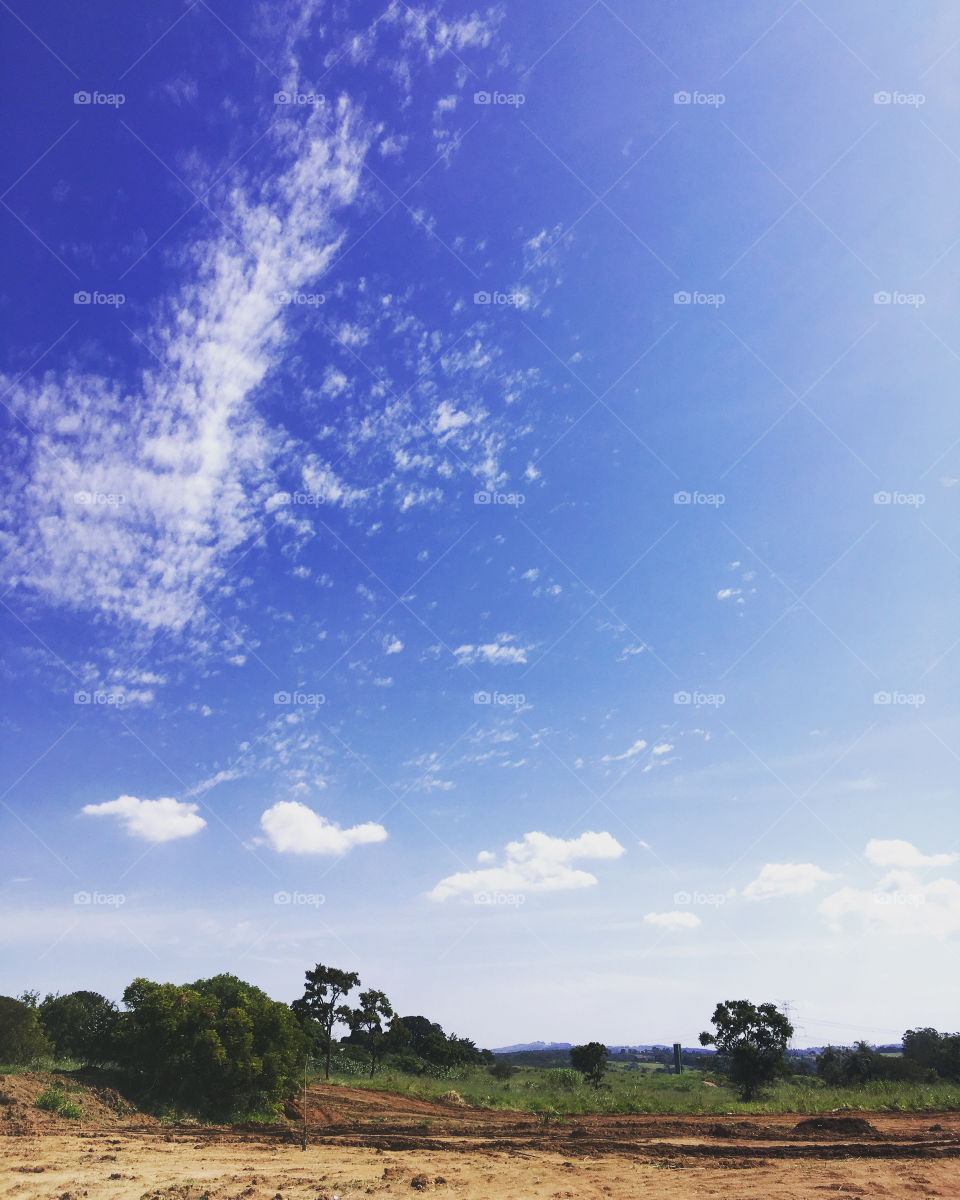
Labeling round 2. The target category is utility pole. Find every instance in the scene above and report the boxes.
[301,1058,308,1151]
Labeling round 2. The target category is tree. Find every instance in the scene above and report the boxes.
[291,964,359,1080]
[0,995,52,1064]
[699,1000,793,1099]
[570,1042,608,1088]
[903,1028,960,1081]
[38,991,119,1065]
[489,1061,515,1081]
[344,990,398,1078]
[118,974,305,1117]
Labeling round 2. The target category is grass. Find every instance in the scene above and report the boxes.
[34,1083,83,1119]
[325,1064,960,1115]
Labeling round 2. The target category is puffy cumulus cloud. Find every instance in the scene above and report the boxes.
[455,637,529,666]
[743,862,835,901]
[2,97,371,635]
[864,839,957,870]
[429,830,625,901]
[643,911,701,931]
[259,800,387,855]
[82,795,206,842]
[820,870,960,939]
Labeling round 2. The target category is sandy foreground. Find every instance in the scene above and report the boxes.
[3,1073,960,1199]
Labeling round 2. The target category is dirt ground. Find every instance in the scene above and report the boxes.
[3,1072,960,1199]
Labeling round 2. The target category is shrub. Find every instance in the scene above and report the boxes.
[117,974,306,1118]
[0,996,53,1065]
[548,1068,585,1089]
[35,1085,65,1111]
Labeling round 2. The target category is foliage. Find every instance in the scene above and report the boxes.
[34,1083,83,1118]
[343,990,402,1078]
[570,1042,608,1088]
[700,1000,793,1100]
[0,995,53,1064]
[489,1061,516,1081]
[903,1027,960,1081]
[817,1041,932,1085]
[291,964,359,1080]
[548,1067,584,1089]
[38,991,119,1065]
[118,974,305,1118]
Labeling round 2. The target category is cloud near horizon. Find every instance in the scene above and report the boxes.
[743,862,835,901]
[429,830,625,901]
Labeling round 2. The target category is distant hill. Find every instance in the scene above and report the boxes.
[491,1041,573,1054]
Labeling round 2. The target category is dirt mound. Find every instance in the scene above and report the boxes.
[0,1071,156,1135]
[793,1116,880,1138]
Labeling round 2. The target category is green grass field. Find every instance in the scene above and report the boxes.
[325,1064,960,1115]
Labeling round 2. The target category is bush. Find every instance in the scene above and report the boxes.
[0,996,52,1065]
[34,1085,64,1111]
[548,1068,584,1089]
[117,974,306,1118]
[38,991,118,1065]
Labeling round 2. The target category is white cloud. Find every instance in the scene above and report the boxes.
[429,830,625,901]
[259,801,388,855]
[743,862,835,900]
[651,743,674,756]
[601,737,647,763]
[644,911,701,931]
[82,795,206,842]
[3,99,371,633]
[521,568,539,581]
[820,870,960,939]
[455,637,529,666]
[383,635,404,655]
[864,839,957,870]
[717,587,742,600]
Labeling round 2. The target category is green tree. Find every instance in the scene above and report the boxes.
[118,974,305,1117]
[489,1061,515,1081]
[699,1000,793,1099]
[570,1041,608,1087]
[0,995,52,1064]
[38,991,119,1065]
[291,964,359,1079]
[344,989,396,1078]
[903,1027,960,1081]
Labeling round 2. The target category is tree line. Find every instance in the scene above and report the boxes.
[0,963,492,1118]
[2,980,959,1114]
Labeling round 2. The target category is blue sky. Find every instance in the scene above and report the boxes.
[2,0,960,1049]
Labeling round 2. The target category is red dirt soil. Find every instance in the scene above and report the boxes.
[3,1072,960,1199]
